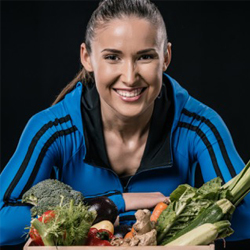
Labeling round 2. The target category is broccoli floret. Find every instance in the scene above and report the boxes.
[22,179,84,217]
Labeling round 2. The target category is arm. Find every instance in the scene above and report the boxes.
[0,112,64,246]
[191,110,250,241]
[85,190,168,213]
[123,192,169,211]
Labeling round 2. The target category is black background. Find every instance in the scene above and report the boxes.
[1,0,250,249]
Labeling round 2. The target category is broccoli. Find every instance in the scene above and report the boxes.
[22,179,84,217]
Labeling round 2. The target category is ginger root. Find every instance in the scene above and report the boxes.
[130,229,157,246]
[133,209,155,235]
[117,209,157,246]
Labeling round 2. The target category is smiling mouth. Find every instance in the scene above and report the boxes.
[113,87,147,98]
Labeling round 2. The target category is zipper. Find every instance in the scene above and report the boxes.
[90,165,124,191]
[124,163,173,192]
[84,162,173,193]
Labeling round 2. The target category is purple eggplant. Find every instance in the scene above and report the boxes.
[85,196,118,224]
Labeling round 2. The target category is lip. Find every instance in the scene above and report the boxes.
[113,87,145,91]
[113,87,147,102]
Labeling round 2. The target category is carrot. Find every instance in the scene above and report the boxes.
[124,227,135,239]
[150,201,168,222]
[124,231,133,239]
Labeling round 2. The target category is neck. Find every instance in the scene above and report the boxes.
[101,103,154,143]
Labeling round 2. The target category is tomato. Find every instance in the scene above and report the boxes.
[86,228,113,246]
[29,210,55,246]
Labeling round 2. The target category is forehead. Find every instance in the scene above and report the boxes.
[92,16,164,51]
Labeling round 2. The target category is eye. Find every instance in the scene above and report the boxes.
[104,55,120,61]
[138,54,154,60]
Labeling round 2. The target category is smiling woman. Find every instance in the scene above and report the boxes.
[1,0,250,249]
[80,16,170,123]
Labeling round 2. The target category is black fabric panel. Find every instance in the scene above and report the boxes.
[119,215,136,222]
[194,162,205,188]
[81,84,111,169]
[81,74,174,174]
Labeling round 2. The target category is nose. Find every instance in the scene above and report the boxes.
[120,60,138,86]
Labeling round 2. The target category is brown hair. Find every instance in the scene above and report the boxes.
[52,0,168,105]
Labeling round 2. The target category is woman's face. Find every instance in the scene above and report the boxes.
[81,16,171,119]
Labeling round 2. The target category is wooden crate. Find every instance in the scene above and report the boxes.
[24,238,215,250]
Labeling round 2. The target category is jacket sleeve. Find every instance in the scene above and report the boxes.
[0,110,125,246]
[0,112,65,246]
[191,109,250,241]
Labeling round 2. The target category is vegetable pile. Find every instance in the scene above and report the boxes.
[23,159,250,247]
[23,179,118,246]
[156,160,250,246]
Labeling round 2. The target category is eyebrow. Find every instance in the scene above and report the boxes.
[101,48,157,54]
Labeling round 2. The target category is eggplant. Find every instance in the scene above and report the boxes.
[114,225,132,238]
[85,196,118,224]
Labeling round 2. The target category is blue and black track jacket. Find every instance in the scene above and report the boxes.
[1,74,249,245]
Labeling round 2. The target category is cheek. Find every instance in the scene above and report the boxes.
[140,62,163,85]
[90,52,115,86]
[93,63,116,88]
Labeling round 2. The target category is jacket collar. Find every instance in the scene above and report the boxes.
[163,73,189,132]
[63,74,189,173]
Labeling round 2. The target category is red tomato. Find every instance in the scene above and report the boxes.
[29,210,55,246]
[39,210,55,223]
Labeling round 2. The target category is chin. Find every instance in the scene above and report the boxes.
[114,106,149,119]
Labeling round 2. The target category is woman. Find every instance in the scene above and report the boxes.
[0,0,249,246]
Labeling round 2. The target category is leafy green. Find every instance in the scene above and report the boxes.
[170,184,196,202]
[157,160,250,245]
[157,178,223,244]
[31,199,97,246]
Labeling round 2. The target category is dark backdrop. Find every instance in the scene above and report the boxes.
[1,1,250,171]
[1,0,250,249]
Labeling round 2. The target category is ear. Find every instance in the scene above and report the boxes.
[80,43,94,72]
[163,42,172,72]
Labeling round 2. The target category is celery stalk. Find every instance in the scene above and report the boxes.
[222,160,250,205]
[31,219,55,246]
[165,220,231,246]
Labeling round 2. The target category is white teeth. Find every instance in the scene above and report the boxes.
[115,88,143,97]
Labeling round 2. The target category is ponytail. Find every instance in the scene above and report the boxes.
[51,67,94,106]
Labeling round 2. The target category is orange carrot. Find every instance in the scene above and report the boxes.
[124,231,133,239]
[150,201,168,222]
[124,227,135,239]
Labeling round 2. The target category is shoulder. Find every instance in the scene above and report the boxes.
[176,95,233,160]
[24,83,84,144]
[181,96,227,133]
[164,74,226,133]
